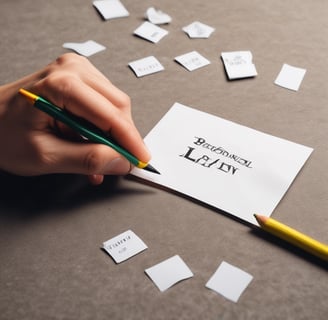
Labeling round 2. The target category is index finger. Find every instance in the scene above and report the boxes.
[35,73,150,163]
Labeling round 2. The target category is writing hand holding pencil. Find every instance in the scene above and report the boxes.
[0,53,157,185]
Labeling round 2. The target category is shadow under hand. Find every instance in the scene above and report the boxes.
[0,173,89,215]
[0,173,153,219]
[0,174,126,218]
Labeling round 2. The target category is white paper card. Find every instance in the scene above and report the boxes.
[145,255,193,292]
[146,7,172,25]
[134,21,168,43]
[182,21,215,38]
[175,51,210,71]
[102,230,147,263]
[274,63,306,91]
[206,261,253,303]
[129,56,164,77]
[221,51,257,79]
[63,40,106,57]
[131,103,313,225]
[93,0,129,20]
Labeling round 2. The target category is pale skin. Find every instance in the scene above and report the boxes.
[0,53,151,185]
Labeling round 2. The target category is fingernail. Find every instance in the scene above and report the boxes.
[103,158,131,175]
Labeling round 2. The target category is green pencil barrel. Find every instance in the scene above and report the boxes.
[35,98,140,167]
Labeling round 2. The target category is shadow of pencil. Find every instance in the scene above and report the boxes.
[249,227,328,270]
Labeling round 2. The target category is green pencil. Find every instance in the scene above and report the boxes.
[19,88,160,174]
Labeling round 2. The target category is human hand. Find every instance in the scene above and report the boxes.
[0,53,150,185]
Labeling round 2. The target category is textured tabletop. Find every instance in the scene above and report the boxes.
[0,1,327,319]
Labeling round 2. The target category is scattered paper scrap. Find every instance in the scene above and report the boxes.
[221,51,257,80]
[131,103,313,225]
[274,63,306,91]
[93,0,129,20]
[62,40,106,57]
[206,261,253,303]
[175,51,210,71]
[145,255,193,292]
[102,230,147,263]
[182,21,215,38]
[146,7,172,24]
[134,21,169,43]
[129,56,164,77]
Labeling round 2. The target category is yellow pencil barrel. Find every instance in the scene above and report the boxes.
[19,88,38,103]
[258,216,328,261]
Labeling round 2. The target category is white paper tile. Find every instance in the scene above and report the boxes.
[206,261,253,303]
[134,21,168,43]
[93,0,129,20]
[146,7,172,25]
[175,51,210,71]
[274,63,306,91]
[182,21,215,38]
[102,230,147,263]
[129,56,164,77]
[63,40,106,57]
[145,255,193,292]
[221,51,257,79]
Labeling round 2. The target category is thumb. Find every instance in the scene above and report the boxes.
[44,137,132,176]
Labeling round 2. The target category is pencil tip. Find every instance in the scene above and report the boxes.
[143,163,161,174]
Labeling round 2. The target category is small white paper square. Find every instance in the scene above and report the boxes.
[93,0,129,20]
[221,51,257,80]
[129,56,164,77]
[206,261,253,303]
[175,51,210,71]
[182,21,215,38]
[134,21,169,43]
[146,7,172,25]
[145,255,193,292]
[102,230,147,263]
[274,63,306,91]
[62,40,106,57]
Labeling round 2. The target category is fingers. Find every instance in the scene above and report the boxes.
[45,53,132,115]
[33,53,151,163]
[42,76,128,131]
[36,134,132,176]
[88,174,105,185]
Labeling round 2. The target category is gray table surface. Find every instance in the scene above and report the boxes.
[1,1,327,319]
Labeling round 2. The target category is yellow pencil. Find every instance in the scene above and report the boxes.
[254,214,328,262]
